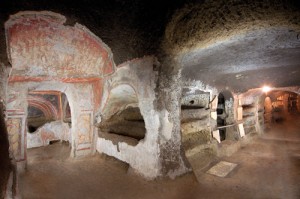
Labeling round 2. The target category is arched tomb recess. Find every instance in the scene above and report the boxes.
[5,11,116,169]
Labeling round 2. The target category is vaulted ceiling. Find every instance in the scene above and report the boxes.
[1,0,300,92]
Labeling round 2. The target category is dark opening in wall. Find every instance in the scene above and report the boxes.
[27,106,54,133]
[99,107,146,145]
[49,140,61,145]
[217,93,226,141]
[181,104,205,110]
[216,90,237,141]
[62,93,72,127]
[28,125,38,133]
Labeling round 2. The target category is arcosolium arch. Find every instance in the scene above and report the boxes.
[26,89,73,149]
[98,84,146,145]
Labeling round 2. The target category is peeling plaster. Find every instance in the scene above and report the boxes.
[27,121,71,148]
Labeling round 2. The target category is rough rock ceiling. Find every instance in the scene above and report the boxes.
[0,0,188,65]
[164,0,300,92]
[1,0,300,92]
[181,27,300,91]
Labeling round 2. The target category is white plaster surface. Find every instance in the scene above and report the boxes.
[97,137,160,179]
[97,57,162,179]
[212,130,221,143]
[211,111,217,120]
[27,121,71,148]
[238,123,245,137]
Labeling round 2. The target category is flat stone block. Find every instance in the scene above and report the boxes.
[206,161,237,177]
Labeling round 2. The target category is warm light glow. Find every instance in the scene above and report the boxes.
[262,86,271,93]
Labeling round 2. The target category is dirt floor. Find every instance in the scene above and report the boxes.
[20,114,300,199]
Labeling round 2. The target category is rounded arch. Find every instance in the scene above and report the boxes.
[219,90,234,101]
[26,89,73,151]
[217,90,235,141]
[101,84,139,121]
[99,83,146,144]
[29,83,77,128]
[27,96,59,120]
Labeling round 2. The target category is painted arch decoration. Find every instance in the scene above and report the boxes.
[27,95,60,120]
[5,11,116,80]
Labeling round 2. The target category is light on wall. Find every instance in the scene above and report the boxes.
[262,86,271,93]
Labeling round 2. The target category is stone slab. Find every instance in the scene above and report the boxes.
[206,161,237,177]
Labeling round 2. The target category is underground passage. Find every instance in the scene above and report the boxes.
[0,0,300,198]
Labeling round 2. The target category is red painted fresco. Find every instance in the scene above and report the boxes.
[6,12,115,79]
[8,76,101,83]
[27,91,63,120]
[92,79,104,110]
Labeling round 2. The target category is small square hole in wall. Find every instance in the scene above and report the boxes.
[206,161,237,178]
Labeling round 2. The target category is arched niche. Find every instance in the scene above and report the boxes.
[5,11,114,165]
[217,90,235,141]
[99,84,146,145]
[26,90,72,150]
[27,91,60,132]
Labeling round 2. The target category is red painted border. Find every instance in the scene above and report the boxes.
[9,76,101,83]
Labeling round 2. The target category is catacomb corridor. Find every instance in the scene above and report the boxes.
[0,0,300,198]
